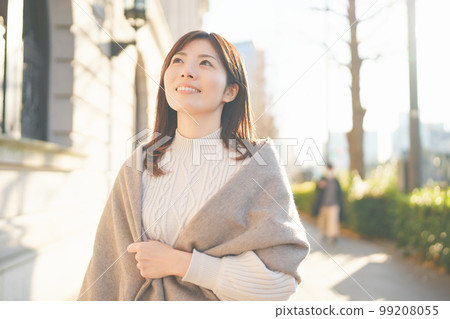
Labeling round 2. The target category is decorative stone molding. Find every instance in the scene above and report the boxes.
[0,135,87,171]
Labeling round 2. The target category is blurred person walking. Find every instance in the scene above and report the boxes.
[313,164,344,244]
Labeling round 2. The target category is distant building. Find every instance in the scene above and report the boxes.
[392,113,410,159]
[160,0,209,40]
[364,131,379,171]
[328,133,349,171]
[327,131,378,174]
[392,113,450,187]
[234,41,277,139]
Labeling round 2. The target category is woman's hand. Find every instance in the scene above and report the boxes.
[127,240,192,279]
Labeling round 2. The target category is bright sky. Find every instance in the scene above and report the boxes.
[203,0,450,162]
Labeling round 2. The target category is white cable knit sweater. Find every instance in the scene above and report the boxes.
[141,127,298,300]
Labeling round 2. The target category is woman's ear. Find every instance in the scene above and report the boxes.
[222,84,239,103]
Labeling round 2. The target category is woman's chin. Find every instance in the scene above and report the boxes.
[169,102,221,117]
[172,105,207,115]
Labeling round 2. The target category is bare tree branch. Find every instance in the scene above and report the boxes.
[358,0,398,23]
[361,45,407,63]
[309,6,348,19]
[361,53,383,63]
[314,40,344,65]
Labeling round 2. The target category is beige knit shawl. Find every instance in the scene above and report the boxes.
[78,138,310,301]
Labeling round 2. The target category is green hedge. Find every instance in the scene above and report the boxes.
[292,178,450,272]
[291,182,316,215]
[344,195,395,238]
[391,188,450,271]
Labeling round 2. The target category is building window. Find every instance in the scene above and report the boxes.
[0,0,49,141]
[21,0,49,140]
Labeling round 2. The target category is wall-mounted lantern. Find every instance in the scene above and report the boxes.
[124,0,147,30]
[110,0,147,57]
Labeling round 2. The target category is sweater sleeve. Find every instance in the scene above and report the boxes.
[181,249,298,301]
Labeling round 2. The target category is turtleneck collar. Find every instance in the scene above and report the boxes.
[170,127,223,155]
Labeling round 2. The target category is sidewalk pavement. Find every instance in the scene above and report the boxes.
[289,217,450,301]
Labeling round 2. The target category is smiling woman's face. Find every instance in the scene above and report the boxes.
[164,39,236,116]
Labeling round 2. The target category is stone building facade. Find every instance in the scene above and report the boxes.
[234,41,277,139]
[0,0,206,300]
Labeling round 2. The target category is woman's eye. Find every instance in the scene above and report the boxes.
[172,57,182,64]
[201,60,212,66]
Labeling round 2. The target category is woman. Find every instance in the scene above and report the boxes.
[78,31,310,301]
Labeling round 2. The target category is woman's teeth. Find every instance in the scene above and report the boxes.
[177,87,200,92]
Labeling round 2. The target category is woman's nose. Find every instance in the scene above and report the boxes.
[180,64,197,79]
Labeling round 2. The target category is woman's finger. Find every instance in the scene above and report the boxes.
[127,242,138,253]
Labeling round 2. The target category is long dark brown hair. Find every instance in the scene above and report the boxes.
[143,30,258,176]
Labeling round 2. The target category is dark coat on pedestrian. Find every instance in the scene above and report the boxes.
[312,177,345,221]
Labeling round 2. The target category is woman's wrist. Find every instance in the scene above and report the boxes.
[172,249,192,277]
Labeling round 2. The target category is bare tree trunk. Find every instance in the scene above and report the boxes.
[346,0,366,178]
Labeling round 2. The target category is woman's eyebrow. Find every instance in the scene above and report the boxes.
[174,51,218,61]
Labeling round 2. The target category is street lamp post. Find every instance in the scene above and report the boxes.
[110,0,147,57]
[124,0,147,30]
[407,0,422,192]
